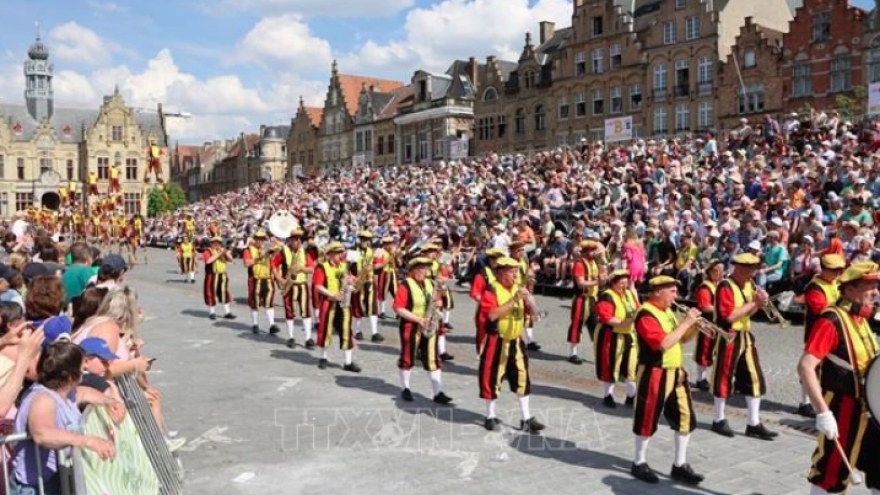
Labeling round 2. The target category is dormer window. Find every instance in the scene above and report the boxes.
[419,80,428,101]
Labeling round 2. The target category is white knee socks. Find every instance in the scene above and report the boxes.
[518,396,531,421]
[223,303,231,315]
[626,381,637,398]
[208,306,216,315]
[486,399,497,419]
[570,345,578,357]
[344,350,353,365]
[443,311,450,324]
[525,328,534,344]
[251,310,259,326]
[429,370,442,396]
[320,349,328,360]
[713,398,726,422]
[634,436,650,465]
[286,320,295,339]
[399,369,411,389]
[674,433,690,467]
[439,335,447,355]
[266,308,275,326]
[369,315,378,336]
[380,300,386,315]
[355,318,363,332]
[604,382,615,397]
[746,396,761,426]
[697,365,707,381]
[303,318,313,340]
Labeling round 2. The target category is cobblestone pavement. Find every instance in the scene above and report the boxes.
[129,248,870,494]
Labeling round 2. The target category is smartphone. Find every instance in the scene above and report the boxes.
[147,358,157,364]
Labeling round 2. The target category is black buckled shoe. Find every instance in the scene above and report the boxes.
[695,379,710,392]
[317,359,328,370]
[797,403,816,418]
[440,353,455,362]
[401,388,414,402]
[445,323,454,331]
[223,313,236,319]
[670,463,705,486]
[343,362,362,373]
[568,355,584,365]
[521,417,545,434]
[269,325,281,335]
[603,395,617,409]
[209,313,216,321]
[252,325,259,334]
[433,392,453,405]
[484,417,500,431]
[285,338,295,349]
[355,331,364,341]
[371,333,385,343]
[631,463,659,484]
[526,342,542,352]
[305,339,316,350]
[625,396,635,408]
[745,423,778,441]
[711,419,735,438]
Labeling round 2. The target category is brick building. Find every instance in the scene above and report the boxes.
[353,84,413,168]
[287,98,322,177]
[864,1,880,85]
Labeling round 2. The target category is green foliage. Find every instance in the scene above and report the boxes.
[835,85,867,118]
[146,182,187,217]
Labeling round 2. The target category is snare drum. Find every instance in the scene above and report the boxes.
[864,356,880,429]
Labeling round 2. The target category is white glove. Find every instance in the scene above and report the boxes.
[816,411,838,440]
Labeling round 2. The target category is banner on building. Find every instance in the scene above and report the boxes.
[449,139,469,159]
[868,82,880,116]
[604,116,633,142]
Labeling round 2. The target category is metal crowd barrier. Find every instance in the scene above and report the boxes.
[116,374,182,495]
[0,427,86,495]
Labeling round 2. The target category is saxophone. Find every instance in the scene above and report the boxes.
[422,283,442,338]
[281,250,305,295]
[340,270,355,309]
[355,250,375,291]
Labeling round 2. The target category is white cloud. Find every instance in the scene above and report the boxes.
[231,15,333,71]
[206,0,415,17]
[87,1,128,14]
[48,22,134,66]
[342,0,572,76]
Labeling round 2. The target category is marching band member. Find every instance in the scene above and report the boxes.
[109,162,121,194]
[272,228,315,350]
[175,237,196,284]
[313,242,361,372]
[595,269,640,408]
[710,253,777,440]
[87,170,98,196]
[511,242,541,351]
[568,240,604,365]
[797,254,845,418]
[470,248,506,355]
[376,237,399,319]
[183,214,196,242]
[393,257,452,404]
[203,236,235,320]
[422,243,454,361]
[693,260,724,391]
[798,261,880,495]
[631,276,704,485]
[478,257,545,434]
[351,231,382,343]
[242,230,279,335]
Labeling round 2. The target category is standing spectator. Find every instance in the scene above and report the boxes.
[60,243,93,307]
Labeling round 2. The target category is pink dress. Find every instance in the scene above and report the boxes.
[623,241,646,283]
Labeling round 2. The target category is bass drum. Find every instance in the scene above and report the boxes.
[866,355,880,429]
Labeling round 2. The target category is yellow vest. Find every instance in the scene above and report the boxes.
[404,278,435,318]
[214,254,227,275]
[484,266,497,285]
[383,250,397,273]
[826,307,879,378]
[725,279,755,332]
[180,243,193,257]
[675,245,698,271]
[283,246,307,283]
[320,261,346,294]
[185,220,195,232]
[249,246,271,279]
[603,288,639,334]
[491,281,525,341]
[640,302,683,369]
[516,258,528,285]
[811,277,840,307]
[110,167,119,179]
[579,259,599,298]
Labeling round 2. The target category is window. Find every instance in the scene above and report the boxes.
[653,64,667,101]
[698,101,713,129]
[575,92,587,117]
[534,105,546,132]
[124,193,141,215]
[592,49,604,74]
[111,125,122,141]
[558,95,570,120]
[16,158,24,180]
[15,192,33,212]
[433,137,444,159]
[66,159,74,180]
[515,109,527,134]
[388,135,395,155]
[478,119,490,141]
[97,157,110,180]
[630,84,642,111]
[355,132,364,153]
[663,21,677,45]
[813,12,830,43]
[523,71,534,90]
[377,136,385,154]
[575,52,586,76]
[675,60,689,98]
[404,136,413,162]
[0,155,4,179]
[592,16,603,37]
[654,107,668,135]
[697,56,713,95]
[0,193,7,217]
[686,17,700,40]
[498,115,507,138]
[744,49,756,69]
[126,158,138,180]
[792,62,812,97]
[830,55,852,92]
[483,87,498,102]
[558,134,569,147]
[419,132,429,161]
[738,84,765,114]
[869,49,880,83]
[610,87,622,114]
[610,44,622,69]
[39,157,51,175]
[592,90,604,115]
[675,104,690,132]
[676,0,686,9]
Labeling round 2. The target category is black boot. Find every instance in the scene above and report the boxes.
[209,313,216,321]
[521,417,545,433]
[630,463,659,484]
[797,403,816,418]
[371,333,385,343]
[269,325,281,335]
[695,379,710,392]
[252,325,259,334]
[527,342,542,351]
[745,423,778,441]
[401,388,414,402]
[670,463,705,485]
[355,331,364,341]
[305,339,316,350]
[343,362,362,373]
[440,353,455,362]
[603,395,617,409]
[285,338,295,349]
[317,359,328,370]
[568,355,584,365]
[711,419,735,438]
[433,392,453,405]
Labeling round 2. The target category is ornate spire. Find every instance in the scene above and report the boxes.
[28,22,49,61]
[519,32,535,62]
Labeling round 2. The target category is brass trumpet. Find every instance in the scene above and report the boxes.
[671,302,734,343]
[761,295,791,329]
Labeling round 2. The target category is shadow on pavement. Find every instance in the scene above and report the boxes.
[357,343,399,357]
[181,309,211,319]
[164,279,191,284]
[528,351,575,363]
[269,349,341,368]
[213,321,253,333]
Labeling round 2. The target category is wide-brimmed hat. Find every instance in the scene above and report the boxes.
[839,261,880,285]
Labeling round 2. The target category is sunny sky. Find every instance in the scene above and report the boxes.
[0,0,875,144]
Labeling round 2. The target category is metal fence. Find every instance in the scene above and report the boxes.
[0,426,87,495]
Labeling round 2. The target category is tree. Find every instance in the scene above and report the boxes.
[147,182,187,217]
[835,85,867,119]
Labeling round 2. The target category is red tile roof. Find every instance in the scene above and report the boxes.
[377,85,415,121]
[227,134,260,159]
[304,107,323,128]
[337,74,404,117]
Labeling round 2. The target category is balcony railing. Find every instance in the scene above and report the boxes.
[698,82,712,96]
[653,89,667,102]
[674,85,690,98]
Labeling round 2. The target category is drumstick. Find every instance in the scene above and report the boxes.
[833,438,863,485]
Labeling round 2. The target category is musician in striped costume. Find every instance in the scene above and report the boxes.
[376,237,400,319]
[272,228,315,350]
[470,248,506,355]
[693,260,724,391]
[243,230,279,335]
[797,254,845,418]
[631,276,704,486]
[176,237,196,284]
[798,261,880,495]
[511,242,541,351]
[478,257,545,434]
[710,253,777,440]
[313,242,360,372]
[393,257,452,404]
[595,269,640,408]
[202,237,235,320]
[351,231,382,343]
[422,243,454,361]
[567,240,604,365]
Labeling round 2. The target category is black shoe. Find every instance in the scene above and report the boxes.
[440,353,455,362]
[401,388,414,402]
[286,338,295,349]
[670,463,705,486]
[631,463,659,484]
[371,333,385,343]
[355,331,364,341]
[797,403,816,418]
[305,339,316,350]
[568,355,584,365]
[603,395,617,409]
[269,325,281,335]
[445,323,454,331]
[252,325,259,334]
[745,423,778,441]
[223,313,236,320]
[711,419,735,438]
[625,396,635,408]
[521,417,545,433]
[484,417,500,431]
[695,379,710,392]
[433,392,453,405]
[317,359,328,370]
[209,313,216,321]
[190,279,196,284]
[527,342,542,352]
[343,362,362,373]
[379,314,387,320]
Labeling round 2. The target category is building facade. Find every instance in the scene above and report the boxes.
[353,84,413,168]
[287,99,322,177]
[865,1,880,85]
[244,125,288,185]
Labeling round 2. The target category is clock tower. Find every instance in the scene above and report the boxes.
[24,31,54,122]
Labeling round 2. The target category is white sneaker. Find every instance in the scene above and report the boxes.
[166,437,187,452]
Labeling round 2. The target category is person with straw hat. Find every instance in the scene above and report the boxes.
[271,227,314,350]
[631,275,703,486]
[796,253,845,418]
[567,239,604,365]
[510,241,541,352]
[313,242,361,373]
[242,229,281,335]
[798,261,880,495]
[392,257,452,404]
[175,236,197,284]
[202,236,235,321]
[692,259,724,392]
[594,269,640,408]
[351,230,383,343]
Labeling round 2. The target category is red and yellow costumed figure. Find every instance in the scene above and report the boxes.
[145,138,164,184]
[109,164,121,194]
[87,171,99,196]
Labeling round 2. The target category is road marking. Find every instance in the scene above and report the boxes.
[233,472,256,483]
[268,377,303,392]
[182,339,213,348]
[179,426,242,452]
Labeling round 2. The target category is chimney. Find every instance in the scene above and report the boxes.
[539,21,556,44]
[468,56,478,88]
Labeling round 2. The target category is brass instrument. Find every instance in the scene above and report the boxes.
[761,296,791,328]
[422,284,443,338]
[280,254,307,295]
[671,301,734,343]
[523,290,548,323]
[340,272,355,309]
[355,250,375,291]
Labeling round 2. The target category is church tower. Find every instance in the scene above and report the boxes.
[24,31,54,122]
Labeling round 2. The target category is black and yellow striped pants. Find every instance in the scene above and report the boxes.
[317,300,353,350]
[632,366,696,437]
[203,272,230,306]
[398,322,440,372]
[247,278,275,309]
[711,329,766,399]
[478,334,530,400]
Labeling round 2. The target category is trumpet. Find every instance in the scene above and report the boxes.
[761,294,791,328]
[671,302,734,343]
